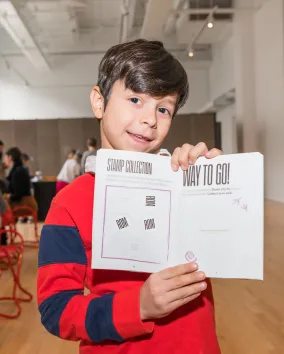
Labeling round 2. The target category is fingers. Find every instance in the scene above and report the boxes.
[171,144,194,171]
[206,148,223,158]
[160,262,198,280]
[171,143,224,172]
[141,263,207,320]
[177,144,195,170]
[171,142,208,171]
[171,146,181,171]
[165,271,206,291]
[167,292,202,313]
[187,142,208,165]
[168,281,207,304]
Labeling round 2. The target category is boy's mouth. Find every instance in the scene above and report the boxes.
[127,132,153,143]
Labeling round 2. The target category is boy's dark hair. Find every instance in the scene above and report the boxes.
[6,147,22,164]
[97,39,189,116]
[87,137,97,148]
[0,140,4,146]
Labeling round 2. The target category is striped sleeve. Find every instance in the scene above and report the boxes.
[37,200,153,343]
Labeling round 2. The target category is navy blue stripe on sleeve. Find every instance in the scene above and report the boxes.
[39,290,83,337]
[85,293,124,343]
[38,225,87,267]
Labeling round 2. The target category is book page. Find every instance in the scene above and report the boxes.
[92,149,177,273]
[170,153,264,280]
[92,150,264,280]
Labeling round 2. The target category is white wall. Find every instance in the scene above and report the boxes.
[0,54,100,119]
[0,83,94,119]
[216,104,237,155]
[254,0,284,203]
[209,36,235,101]
[209,0,284,203]
[0,55,209,119]
[179,67,210,115]
[208,37,236,155]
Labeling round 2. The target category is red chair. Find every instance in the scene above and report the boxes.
[12,206,39,247]
[0,229,33,319]
[1,204,15,243]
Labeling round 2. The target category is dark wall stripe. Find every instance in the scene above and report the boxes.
[39,290,83,337]
[38,225,87,267]
[85,293,124,343]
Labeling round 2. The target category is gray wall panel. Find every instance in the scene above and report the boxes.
[36,120,60,176]
[14,120,37,175]
[58,119,84,165]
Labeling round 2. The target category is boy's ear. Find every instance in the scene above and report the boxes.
[90,86,104,119]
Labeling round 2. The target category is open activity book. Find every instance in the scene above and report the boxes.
[92,149,264,280]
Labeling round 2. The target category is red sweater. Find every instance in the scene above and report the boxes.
[37,173,221,354]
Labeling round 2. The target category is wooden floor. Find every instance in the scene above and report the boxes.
[0,200,283,354]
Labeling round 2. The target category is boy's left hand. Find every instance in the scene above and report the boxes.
[171,142,222,171]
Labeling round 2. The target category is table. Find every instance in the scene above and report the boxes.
[32,181,56,221]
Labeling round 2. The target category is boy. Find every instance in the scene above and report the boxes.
[37,39,222,354]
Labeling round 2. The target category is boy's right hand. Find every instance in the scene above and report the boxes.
[140,263,207,321]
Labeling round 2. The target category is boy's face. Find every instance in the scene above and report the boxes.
[91,80,177,153]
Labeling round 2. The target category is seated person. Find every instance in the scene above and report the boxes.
[4,147,37,215]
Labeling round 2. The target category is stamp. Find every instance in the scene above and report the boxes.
[144,218,155,230]
[185,251,197,263]
[116,217,129,230]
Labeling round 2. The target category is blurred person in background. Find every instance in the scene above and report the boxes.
[56,150,81,194]
[4,147,37,213]
[67,149,76,160]
[20,153,35,222]
[81,137,97,174]
[22,152,32,176]
[0,140,6,187]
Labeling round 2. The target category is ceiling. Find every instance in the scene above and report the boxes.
[0,0,261,71]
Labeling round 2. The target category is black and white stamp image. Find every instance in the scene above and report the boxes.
[144,218,155,230]
[116,217,129,230]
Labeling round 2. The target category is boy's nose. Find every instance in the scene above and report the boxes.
[140,111,157,128]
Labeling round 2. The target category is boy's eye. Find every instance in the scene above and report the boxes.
[130,97,141,104]
[158,107,171,116]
